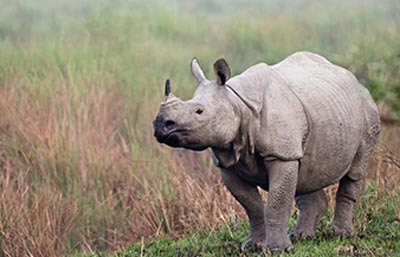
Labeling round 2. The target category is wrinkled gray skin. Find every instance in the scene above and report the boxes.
[153,51,380,253]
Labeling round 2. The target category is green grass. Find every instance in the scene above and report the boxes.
[73,181,400,257]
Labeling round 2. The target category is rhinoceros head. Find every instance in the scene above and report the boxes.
[153,58,241,151]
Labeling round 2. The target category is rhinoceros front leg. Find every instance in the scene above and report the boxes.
[220,169,266,250]
[263,160,298,253]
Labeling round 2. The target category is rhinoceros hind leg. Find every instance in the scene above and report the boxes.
[290,189,327,238]
[332,176,362,236]
[332,141,375,236]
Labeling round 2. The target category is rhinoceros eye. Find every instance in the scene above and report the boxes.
[195,108,204,115]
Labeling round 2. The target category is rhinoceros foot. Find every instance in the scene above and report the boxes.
[240,235,266,252]
[241,235,294,255]
[267,240,294,255]
[289,226,316,238]
[331,224,354,237]
[263,234,294,254]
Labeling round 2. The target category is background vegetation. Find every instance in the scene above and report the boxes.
[0,0,399,256]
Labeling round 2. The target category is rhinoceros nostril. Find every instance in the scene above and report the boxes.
[164,120,177,131]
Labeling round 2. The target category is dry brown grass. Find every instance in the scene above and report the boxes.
[0,79,243,256]
[1,78,399,256]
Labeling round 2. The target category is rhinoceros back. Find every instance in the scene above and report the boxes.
[272,51,377,190]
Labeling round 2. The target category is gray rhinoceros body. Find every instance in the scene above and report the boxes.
[220,52,380,194]
[153,51,380,253]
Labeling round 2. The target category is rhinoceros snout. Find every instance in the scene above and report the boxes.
[153,115,178,141]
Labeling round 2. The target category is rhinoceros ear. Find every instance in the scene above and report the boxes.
[191,58,207,83]
[213,58,230,85]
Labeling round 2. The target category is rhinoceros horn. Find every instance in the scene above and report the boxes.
[164,79,171,97]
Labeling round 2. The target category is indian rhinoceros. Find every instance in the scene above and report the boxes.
[153,51,380,253]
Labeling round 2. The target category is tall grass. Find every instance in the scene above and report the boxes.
[0,0,399,256]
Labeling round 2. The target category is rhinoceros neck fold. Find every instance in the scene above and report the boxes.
[211,97,258,168]
[211,66,269,168]
[225,83,259,118]
[224,63,270,116]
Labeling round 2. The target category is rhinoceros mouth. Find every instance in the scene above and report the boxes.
[156,129,208,151]
[155,129,187,147]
